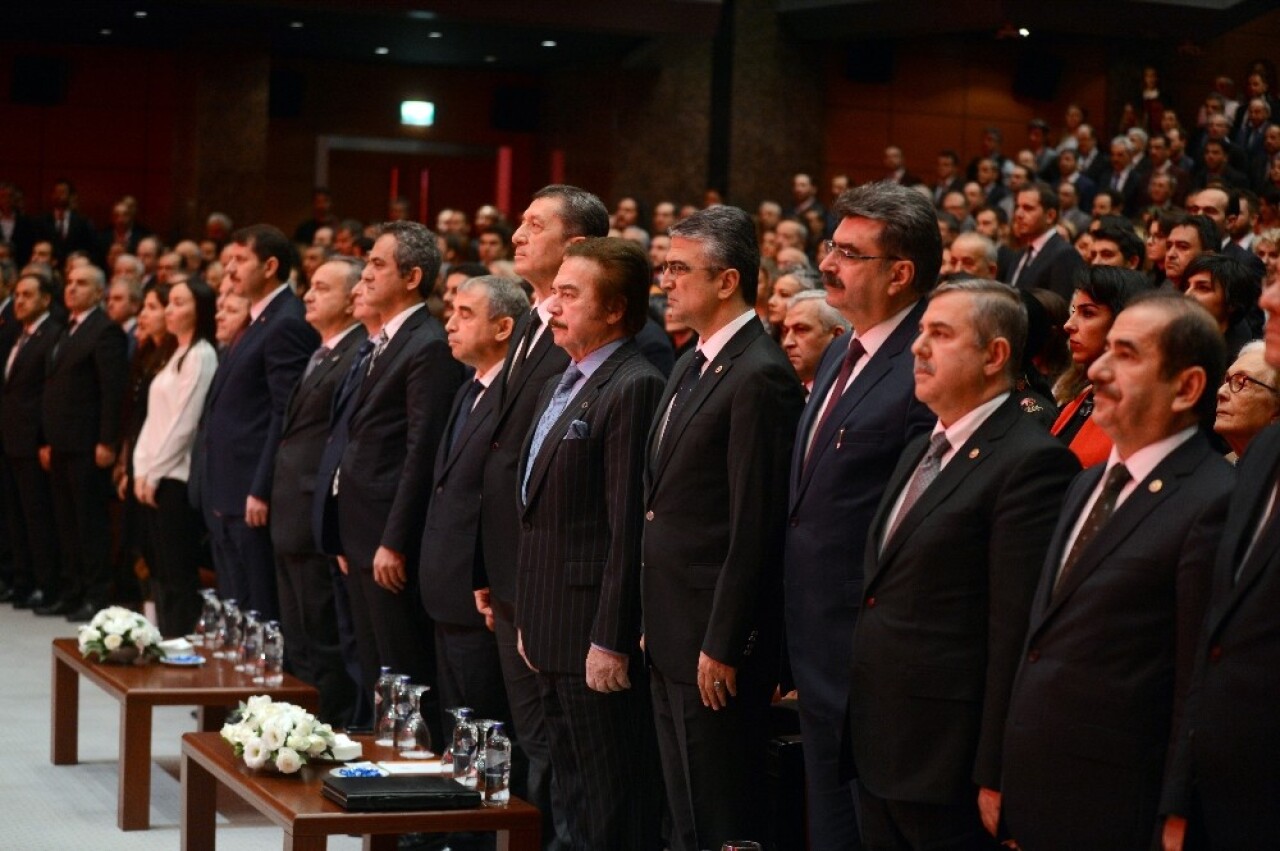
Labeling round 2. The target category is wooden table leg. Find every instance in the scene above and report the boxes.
[198,705,228,732]
[362,834,396,851]
[285,831,328,850]
[181,747,217,851]
[502,818,542,851]
[50,653,79,765]
[119,697,153,830]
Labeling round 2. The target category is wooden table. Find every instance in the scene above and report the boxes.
[50,636,319,831]
[181,731,541,851]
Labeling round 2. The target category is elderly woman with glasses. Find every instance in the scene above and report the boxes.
[1216,340,1280,461]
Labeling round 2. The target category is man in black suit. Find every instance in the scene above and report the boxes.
[1,271,62,609]
[0,182,39,267]
[516,238,664,849]
[269,257,364,725]
[644,205,805,850]
[785,180,939,848]
[38,179,98,265]
[1007,182,1084,299]
[200,225,317,619]
[478,185,608,850]
[322,221,463,708]
[1000,293,1232,850]
[849,279,1080,849]
[37,264,127,620]
[421,275,526,738]
[1160,265,1280,849]
[931,150,967,208]
[1103,137,1143,217]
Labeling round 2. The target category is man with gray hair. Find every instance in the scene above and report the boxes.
[787,181,938,848]
[851,278,1079,847]
[781,289,849,395]
[420,274,526,754]
[270,255,367,724]
[949,231,1000,280]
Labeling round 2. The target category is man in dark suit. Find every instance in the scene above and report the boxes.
[644,205,805,850]
[38,179,98,265]
[785,181,939,848]
[1103,137,1144,217]
[849,279,1080,849]
[0,181,39,267]
[516,238,664,849]
[1000,293,1232,850]
[1007,182,1084,299]
[421,275,526,739]
[269,257,364,725]
[199,224,317,619]
[478,184,608,850]
[1160,274,1280,849]
[1,271,62,609]
[322,221,463,707]
[931,150,967,208]
[36,264,127,620]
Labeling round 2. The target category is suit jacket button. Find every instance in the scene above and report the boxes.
[1209,645,1222,662]
[490,441,499,450]
[645,510,654,521]
[865,597,876,608]
[789,518,798,527]
[1027,649,1040,663]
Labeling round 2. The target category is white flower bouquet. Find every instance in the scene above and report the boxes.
[220,695,336,774]
[77,606,164,664]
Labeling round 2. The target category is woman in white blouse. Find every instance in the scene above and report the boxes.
[132,278,219,635]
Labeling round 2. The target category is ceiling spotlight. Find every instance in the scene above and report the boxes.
[484,55,497,63]
[541,40,557,48]
[429,31,443,38]
[134,10,147,18]
[100,28,113,35]
[375,46,390,55]
[290,21,304,29]
[1018,27,1030,37]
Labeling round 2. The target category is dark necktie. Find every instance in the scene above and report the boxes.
[6,331,30,381]
[522,365,583,502]
[883,432,951,549]
[447,379,485,456]
[335,337,376,418]
[659,349,707,446]
[1057,463,1132,589]
[303,345,330,382]
[807,337,866,466]
[1011,247,1035,287]
[509,310,543,380]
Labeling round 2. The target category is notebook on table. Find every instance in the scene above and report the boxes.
[321,775,482,811]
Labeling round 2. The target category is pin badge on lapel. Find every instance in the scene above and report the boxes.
[1148,479,1163,493]
[968,448,980,459]
[714,365,724,374]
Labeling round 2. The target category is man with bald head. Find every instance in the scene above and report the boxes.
[949,232,999,279]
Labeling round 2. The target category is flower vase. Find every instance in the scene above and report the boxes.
[102,646,143,665]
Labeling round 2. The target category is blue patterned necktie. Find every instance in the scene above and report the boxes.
[522,365,583,502]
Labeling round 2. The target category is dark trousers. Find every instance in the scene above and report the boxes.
[791,660,863,849]
[329,558,370,728]
[49,449,111,605]
[141,479,205,637]
[435,620,511,737]
[492,597,571,851]
[856,785,997,851]
[536,665,662,851]
[209,513,279,619]
[649,663,773,851]
[276,550,357,725]
[4,454,59,597]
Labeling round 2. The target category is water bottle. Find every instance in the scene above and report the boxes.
[237,610,262,674]
[259,620,284,686]
[450,709,476,786]
[482,722,511,806]
[372,667,395,743]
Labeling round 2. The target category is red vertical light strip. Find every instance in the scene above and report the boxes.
[495,146,513,218]
[419,169,430,224]
[389,167,400,207]
[550,149,565,185]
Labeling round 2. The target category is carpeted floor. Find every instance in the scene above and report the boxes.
[0,600,365,850]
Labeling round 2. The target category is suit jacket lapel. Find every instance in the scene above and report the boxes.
[355,308,426,408]
[285,329,359,428]
[438,383,495,481]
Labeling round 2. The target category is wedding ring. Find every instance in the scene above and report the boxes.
[713,680,724,689]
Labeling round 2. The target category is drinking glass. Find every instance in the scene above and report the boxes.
[396,685,433,758]
[259,620,284,685]
[215,600,240,660]
[237,610,262,673]
[376,675,411,746]
[720,843,762,851]
[195,591,220,647]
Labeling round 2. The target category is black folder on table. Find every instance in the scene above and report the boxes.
[321,775,482,811]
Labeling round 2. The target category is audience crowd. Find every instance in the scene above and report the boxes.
[3,64,1280,851]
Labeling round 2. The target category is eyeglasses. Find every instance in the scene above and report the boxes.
[821,240,901,263]
[1225,371,1280,395]
[659,261,723,278]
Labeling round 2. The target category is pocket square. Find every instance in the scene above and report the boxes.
[564,419,590,440]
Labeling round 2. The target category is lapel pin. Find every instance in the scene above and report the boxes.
[581,402,589,409]
[968,448,980,459]
[714,364,724,374]
[1148,479,1163,493]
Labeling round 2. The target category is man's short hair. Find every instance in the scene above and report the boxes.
[789,289,851,333]
[531,184,610,239]
[1228,188,1259,219]
[18,269,55,300]
[375,221,441,291]
[931,277,1027,381]
[1021,181,1060,214]
[951,232,998,266]
[1184,254,1261,326]
[1176,214,1220,254]
[1092,225,1144,265]
[833,181,942,295]
[457,275,530,321]
[563,237,652,336]
[1073,265,1151,314]
[978,205,1008,226]
[669,205,761,306]
[110,276,143,305]
[938,149,959,165]
[232,224,296,283]
[320,255,365,292]
[1128,290,1228,426]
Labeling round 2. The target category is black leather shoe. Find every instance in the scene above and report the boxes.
[66,602,99,622]
[14,589,45,610]
[0,587,15,604]
[34,598,77,617]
